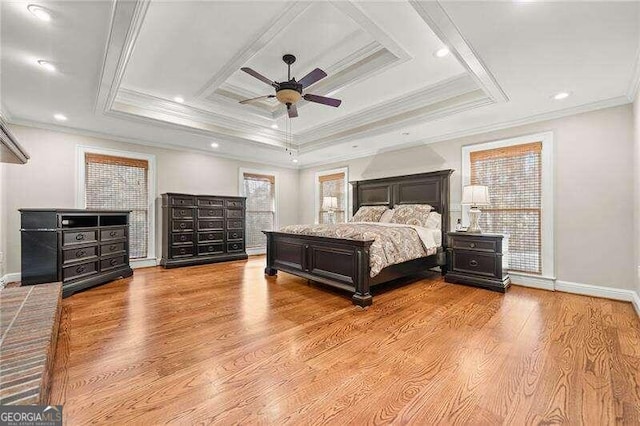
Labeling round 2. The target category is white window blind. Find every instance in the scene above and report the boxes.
[318,172,346,224]
[243,173,275,249]
[470,142,542,274]
[85,153,148,259]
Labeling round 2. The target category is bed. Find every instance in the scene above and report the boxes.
[263,169,453,307]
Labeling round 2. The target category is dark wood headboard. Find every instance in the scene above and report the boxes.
[351,169,454,244]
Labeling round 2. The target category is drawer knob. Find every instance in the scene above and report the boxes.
[179,223,186,229]
[469,260,478,267]
[76,266,85,273]
[110,231,117,237]
[209,246,214,251]
[180,235,186,241]
[469,243,475,248]
[76,250,86,257]
[232,233,238,238]
[76,234,85,241]
[232,244,238,249]
[110,258,118,266]
[180,248,186,254]
[109,245,117,251]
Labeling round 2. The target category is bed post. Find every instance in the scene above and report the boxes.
[352,245,373,307]
[263,231,277,276]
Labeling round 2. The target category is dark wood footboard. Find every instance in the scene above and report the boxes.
[264,231,375,307]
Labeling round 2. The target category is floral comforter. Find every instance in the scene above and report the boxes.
[278,222,440,277]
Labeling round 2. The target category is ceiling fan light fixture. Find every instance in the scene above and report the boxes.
[276,89,302,105]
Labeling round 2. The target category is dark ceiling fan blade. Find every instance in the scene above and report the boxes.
[303,93,341,107]
[298,68,327,88]
[240,67,279,88]
[287,103,298,118]
[239,95,275,104]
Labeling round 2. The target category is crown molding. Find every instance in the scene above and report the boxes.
[95,0,150,114]
[409,1,509,104]
[298,74,489,148]
[6,117,299,170]
[298,95,630,169]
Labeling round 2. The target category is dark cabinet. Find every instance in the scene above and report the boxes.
[160,193,248,268]
[445,232,511,292]
[20,209,133,297]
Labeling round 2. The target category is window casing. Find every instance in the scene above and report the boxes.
[462,132,554,279]
[242,172,276,250]
[315,168,349,224]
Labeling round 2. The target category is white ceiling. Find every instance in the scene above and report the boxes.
[2,0,639,168]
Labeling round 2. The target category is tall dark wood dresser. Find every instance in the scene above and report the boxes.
[160,193,248,268]
[20,209,134,297]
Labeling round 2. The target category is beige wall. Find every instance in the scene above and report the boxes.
[300,104,636,291]
[0,163,6,280]
[3,125,300,275]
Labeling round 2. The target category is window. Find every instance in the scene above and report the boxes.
[470,142,541,273]
[315,168,348,224]
[462,132,554,279]
[84,153,149,259]
[242,172,276,250]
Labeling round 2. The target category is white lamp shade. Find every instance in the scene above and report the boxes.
[322,196,338,210]
[461,185,490,206]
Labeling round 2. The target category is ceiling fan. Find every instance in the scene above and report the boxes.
[239,54,342,118]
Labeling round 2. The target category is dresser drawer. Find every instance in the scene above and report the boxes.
[172,220,194,232]
[171,233,194,245]
[198,220,224,231]
[171,196,195,207]
[100,227,126,241]
[172,208,193,219]
[227,241,244,252]
[62,260,99,282]
[198,208,224,219]
[452,250,498,277]
[227,230,243,241]
[227,220,244,230]
[100,255,126,271]
[226,209,243,219]
[101,241,126,256]
[198,198,224,207]
[198,231,223,243]
[62,245,98,264]
[170,246,194,258]
[198,243,224,256]
[451,236,497,252]
[226,199,244,208]
[62,230,98,246]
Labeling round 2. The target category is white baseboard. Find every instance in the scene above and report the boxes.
[509,272,555,291]
[555,280,638,303]
[2,272,21,284]
[130,258,160,269]
[630,290,640,318]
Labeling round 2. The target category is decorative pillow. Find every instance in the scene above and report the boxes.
[379,209,395,223]
[424,211,441,229]
[349,206,388,222]
[389,204,434,227]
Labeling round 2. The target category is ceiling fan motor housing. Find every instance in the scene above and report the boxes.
[276,81,303,105]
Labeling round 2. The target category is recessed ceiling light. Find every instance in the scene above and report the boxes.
[352,145,358,148]
[210,142,219,148]
[553,91,570,100]
[292,159,298,163]
[53,113,67,121]
[174,96,184,103]
[37,60,55,72]
[434,47,450,58]
[402,132,410,136]
[271,123,278,129]
[27,4,51,22]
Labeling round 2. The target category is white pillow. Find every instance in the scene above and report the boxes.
[379,209,395,223]
[424,211,442,229]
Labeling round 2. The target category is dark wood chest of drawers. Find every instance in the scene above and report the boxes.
[20,209,134,297]
[160,193,248,268]
[445,232,511,292]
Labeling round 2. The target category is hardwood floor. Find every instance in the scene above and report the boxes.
[49,256,640,425]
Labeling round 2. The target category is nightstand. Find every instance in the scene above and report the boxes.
[445,232,511,292]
